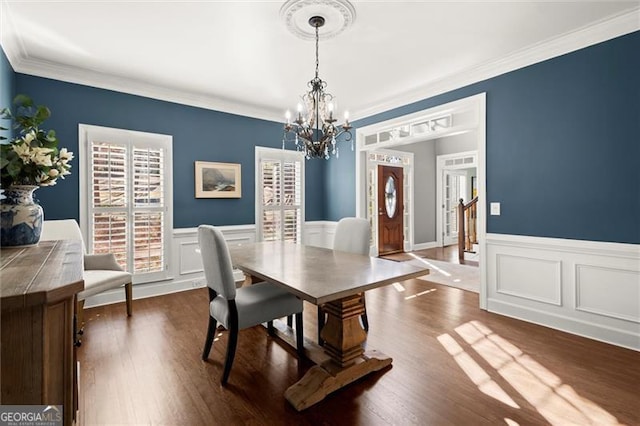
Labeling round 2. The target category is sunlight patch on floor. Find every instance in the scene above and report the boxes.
[405,288,437,300]
[437,333,519,408]
[411,257,452,277]
[450,320,620,425]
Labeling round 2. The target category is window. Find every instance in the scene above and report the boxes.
[79,125,173,284]
[255,147,304,243]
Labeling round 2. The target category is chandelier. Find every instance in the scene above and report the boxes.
[283,16,352,160]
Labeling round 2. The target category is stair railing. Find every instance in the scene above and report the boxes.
[457,196,478,262]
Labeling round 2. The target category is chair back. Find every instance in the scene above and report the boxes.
[333,217,370,256]
[198,225,237,300]
[41,219,87,253]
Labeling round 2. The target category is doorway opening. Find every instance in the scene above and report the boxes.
[355,93,487,308]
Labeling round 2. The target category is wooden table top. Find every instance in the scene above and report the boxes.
[1,240,84,311]
[228,241,429,305]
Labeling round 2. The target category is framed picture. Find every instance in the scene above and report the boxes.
[195,161,241,198]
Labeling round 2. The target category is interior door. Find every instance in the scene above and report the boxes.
[377,165,404,255]
[443,170,467,246]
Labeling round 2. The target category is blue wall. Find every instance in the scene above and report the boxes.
[12,75,326,227]
[1,47,15,141]
[4,31,639,243]
[330,31,640,245]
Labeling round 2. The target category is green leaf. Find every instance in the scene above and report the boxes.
[13,94,33,107]
[34,105,51,123]
[6,161,21,177]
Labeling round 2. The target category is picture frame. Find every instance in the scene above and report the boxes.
[195,161,241,198]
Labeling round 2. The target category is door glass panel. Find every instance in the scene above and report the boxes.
[385,176,397,218]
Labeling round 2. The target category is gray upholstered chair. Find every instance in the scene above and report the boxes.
[198,224,304,385]
[317,217,371,343]
[41,219,133,333]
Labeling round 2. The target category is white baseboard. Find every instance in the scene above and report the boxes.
[487,298,640,352]
[412,241,438,250]
[83,276,206,308]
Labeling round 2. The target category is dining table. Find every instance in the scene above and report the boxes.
[227,241,429,410]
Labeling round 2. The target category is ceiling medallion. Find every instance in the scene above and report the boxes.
[280,0,356,40]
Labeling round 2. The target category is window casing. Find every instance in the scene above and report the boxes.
[255,147,304,243]
[79,124,173,284]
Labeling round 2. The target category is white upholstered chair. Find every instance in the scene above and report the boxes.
[317,217,371,343]
[41,219,133,332]
[198,225,304,385]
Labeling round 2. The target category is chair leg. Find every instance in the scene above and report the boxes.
[267,320,275,336]
[287,315,293,327]
[125,282,133,317]
[202,316,217,360]
[295,312,304,357]
[317,305,325,346]
[361,293,369,332]
[221,321,239,386]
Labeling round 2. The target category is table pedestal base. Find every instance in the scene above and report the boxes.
[284,350,392,411]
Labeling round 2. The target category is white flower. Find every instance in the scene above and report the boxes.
[31,147,53,166]
[48,168,59,177]
[59,148,73,161]
[23,130,36,144]
[12,142,31,162]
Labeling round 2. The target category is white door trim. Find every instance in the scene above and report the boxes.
[356,93,488,309]
[436,150,478,247]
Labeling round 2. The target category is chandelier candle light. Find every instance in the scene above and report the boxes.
[283,16,352,160]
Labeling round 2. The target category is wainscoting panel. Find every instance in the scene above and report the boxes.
[487,233,640,350]
[576,264,640,323]
[179,241,203,275]
[496,254,562,305]
[308,221,337,249]
[304,221,333,248]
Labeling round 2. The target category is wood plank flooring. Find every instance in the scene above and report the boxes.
[412,245,479,267]
[78,281,639,425]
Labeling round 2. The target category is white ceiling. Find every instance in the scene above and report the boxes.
[1,1,638,122]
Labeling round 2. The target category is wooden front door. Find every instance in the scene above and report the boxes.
[377,165,404,255]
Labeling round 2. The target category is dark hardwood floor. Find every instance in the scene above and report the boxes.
[78,281,639,425]
[412,244,479,267]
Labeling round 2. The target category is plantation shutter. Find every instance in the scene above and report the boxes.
[91,142,129,268]
[256,148,304,243]
[81,125,173,284]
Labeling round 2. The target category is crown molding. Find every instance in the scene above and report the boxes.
[1,4,638,123]
[8,55,286,122]
[351,7,640,121]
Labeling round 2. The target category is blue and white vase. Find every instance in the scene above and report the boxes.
[0,185,44,247]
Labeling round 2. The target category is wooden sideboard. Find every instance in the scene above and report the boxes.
[1,240,84,426]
